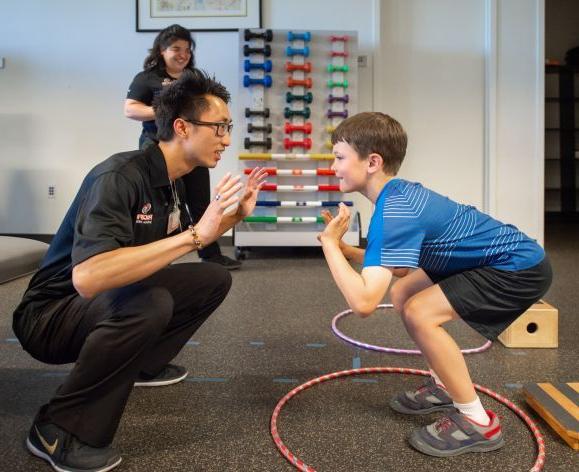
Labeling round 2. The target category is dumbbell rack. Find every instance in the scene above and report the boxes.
[234,29,360,257]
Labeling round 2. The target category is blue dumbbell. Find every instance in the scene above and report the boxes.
[286,46,310,57]
[243,75,273,88]
[288,31,312,42]
[244,59,273,73]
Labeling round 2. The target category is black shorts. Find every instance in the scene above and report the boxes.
[424,256,553,340]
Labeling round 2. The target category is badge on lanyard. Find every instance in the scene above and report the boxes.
[167,180,182,234]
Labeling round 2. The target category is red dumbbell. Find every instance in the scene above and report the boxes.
[285,61,312,72]
[330,35,349,42]
[284,137,312,150]
[330,51,349,58]
[287,76,313,88]
[284,122,312,134]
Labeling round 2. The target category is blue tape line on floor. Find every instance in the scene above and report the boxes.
[504,383,523,389]
[185,377,228,383]
[273,378,299,384]
[352,378,379,384]
[250,341,265,346]
[305,343,326,348]
[352,356,361,369]
[186,341,200,346]
[5,338,20,344]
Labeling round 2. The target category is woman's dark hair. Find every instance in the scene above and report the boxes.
[154,69,230,141]
[144,24,196,71]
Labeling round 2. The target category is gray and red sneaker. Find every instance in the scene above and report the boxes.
[390,377,454,415]
[409,409,505,457]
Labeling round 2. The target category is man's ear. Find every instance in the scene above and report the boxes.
[367,153,384,174]
[173,118,189,138]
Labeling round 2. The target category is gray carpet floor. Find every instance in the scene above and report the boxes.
[0,222,577,471]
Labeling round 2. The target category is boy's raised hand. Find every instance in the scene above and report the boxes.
[319,202,351,244]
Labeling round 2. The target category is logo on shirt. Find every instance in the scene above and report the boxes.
[136,203,153,224]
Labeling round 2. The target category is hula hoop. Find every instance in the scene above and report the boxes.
[332,303,492,355]
[270,367,545,472]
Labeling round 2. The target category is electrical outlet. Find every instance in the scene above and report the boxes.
[357,55,368,68]
[48,185,55,199]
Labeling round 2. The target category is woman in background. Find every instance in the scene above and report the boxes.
[125,24,241,269]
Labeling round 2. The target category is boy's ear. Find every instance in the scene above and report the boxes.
[367,153,384,174]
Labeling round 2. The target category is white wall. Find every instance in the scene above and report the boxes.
[0,0,545,243]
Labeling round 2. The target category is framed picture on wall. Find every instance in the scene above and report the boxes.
[136,0,262,32]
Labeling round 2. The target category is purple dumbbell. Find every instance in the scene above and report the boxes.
[287,31,312,42]
[244,59,272,72]
[327,109,348,119]
[244,44,272,57]
[328,94,349,104]
[286,46,310,57]
[243,75,273,87]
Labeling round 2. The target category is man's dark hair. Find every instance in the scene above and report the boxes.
[154,69,230,141]
[144,24,196,71]
[331,112,408,175]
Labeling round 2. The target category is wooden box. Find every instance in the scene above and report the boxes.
[524,382,578,450]
[498,300,558,348]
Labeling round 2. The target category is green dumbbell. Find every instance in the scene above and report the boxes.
[327,64,349,73]
[327,79,349,88]
[284,107,311,119]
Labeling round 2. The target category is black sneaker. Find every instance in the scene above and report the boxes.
[134,364,188,387]
[27,421,121,472]
[202,254,242,270]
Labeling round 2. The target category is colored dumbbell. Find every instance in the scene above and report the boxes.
[284,122,312,134]
[244,44,272,57]
[325,140,333,149]
[330,35,349,42]
[286,46,310,57]
[288,31,312,42]
[328,94,349,104]
[286,91,313,104]
[244,29,273,42]
[328,79,349,88]
[287,77,313,88]
[286,61,312,72]
[245,107,270,118]
[248,123,273,133]
[244,137,272,149]
[244,59,272,72]
[330,51,349,58]
[327,109,348,119]
[327,64,349,73]
[326,125,336,133]
[284,137,312,150]
[243,75,273,87]
[284,107,311,119]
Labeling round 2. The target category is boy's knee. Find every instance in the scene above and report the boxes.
[401,296,422,329]
[390,282,407,314]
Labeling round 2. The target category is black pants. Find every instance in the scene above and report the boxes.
[15,263,231,447]
[140,131,220,259]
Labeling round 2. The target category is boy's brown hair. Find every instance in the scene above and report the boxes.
[331,112,407,175]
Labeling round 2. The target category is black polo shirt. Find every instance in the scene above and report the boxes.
[126,67,179,133]
[14,144,190,326]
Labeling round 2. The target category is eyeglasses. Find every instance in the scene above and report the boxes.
[183,118,233,137]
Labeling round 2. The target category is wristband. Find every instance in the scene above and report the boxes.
[188,225,203,250]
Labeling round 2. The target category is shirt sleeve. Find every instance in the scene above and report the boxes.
[126,72,153,104]
[364,214,426,269]
[71,172,137,266]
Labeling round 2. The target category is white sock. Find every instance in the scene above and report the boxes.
[453,396,491,425]
[429,369,446,389]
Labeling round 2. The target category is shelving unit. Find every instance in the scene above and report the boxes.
[545,64,578,221]
[234,29,360,257]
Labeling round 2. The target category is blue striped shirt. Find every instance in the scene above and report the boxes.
[363,179,544,274]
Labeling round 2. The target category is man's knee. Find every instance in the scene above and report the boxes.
[203,262,232,300]
[129,286,174,336]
